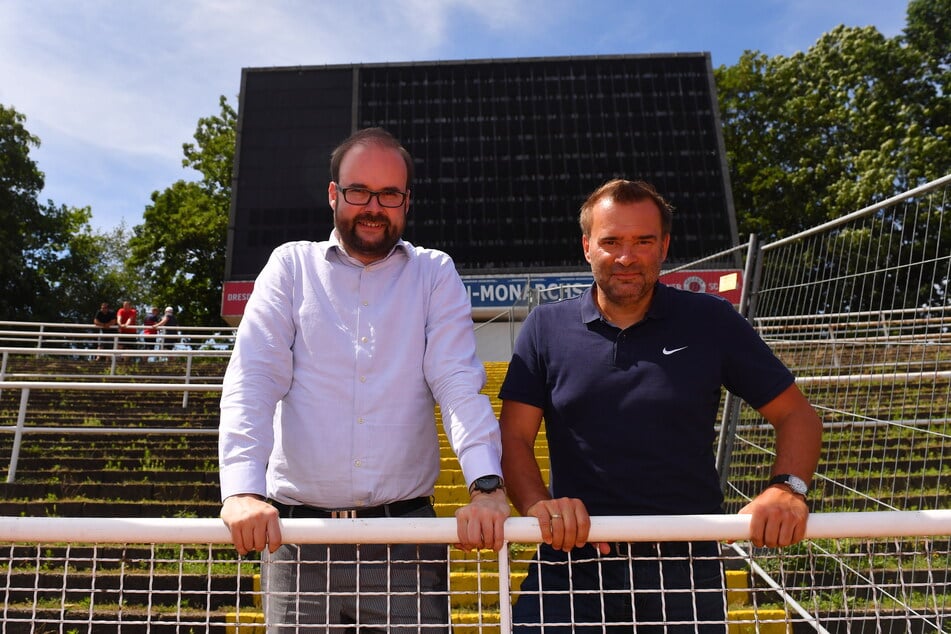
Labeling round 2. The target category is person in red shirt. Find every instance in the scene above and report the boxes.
[116,301,138,349]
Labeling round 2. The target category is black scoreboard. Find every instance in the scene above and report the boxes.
[226,53,737,282]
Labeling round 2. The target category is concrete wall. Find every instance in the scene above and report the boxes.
[474,321,524,362]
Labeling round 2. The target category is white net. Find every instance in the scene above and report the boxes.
[720,176,951,632]
[0,514,949,632]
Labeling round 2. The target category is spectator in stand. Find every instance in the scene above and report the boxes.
[155,306,179,350]
[92,302,117,353]
[142,306,161,350]
[116,301,138,350]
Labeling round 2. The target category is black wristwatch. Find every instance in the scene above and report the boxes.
[469,475,504,495]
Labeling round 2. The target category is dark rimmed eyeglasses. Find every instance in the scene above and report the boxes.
[335,184,409,208]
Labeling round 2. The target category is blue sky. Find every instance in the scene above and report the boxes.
[0,0,909,233]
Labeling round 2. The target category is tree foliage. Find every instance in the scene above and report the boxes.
[0,104,46,319]
[59,221,144,322]
[128,96,235,326]
[715,0,950,239]
[0,105,111,321]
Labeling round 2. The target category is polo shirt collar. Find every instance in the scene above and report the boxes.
[580,281,672,326]
[646,282,674,319]
[580,285,602,325]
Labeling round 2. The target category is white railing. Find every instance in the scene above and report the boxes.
[0,320,238,352]
[0,346,227,484]
[5,511,948,546]
[0,513,948,632]
[0,344,230,382]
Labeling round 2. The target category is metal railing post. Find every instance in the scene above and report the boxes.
[183,355,193,408]
[716,234,761,487]
[7,387,30,483]
[0,350,7,403]
[499,542,512,633]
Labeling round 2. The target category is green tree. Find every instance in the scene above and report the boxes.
[716,0,951,239]
[0,104,108,322]
[718,0,951,316]
[903,0,951,181]
[129,96,235,326]
[905,0,951,91]
[0,104,47,319]
[182,95,235,198]
[57,221,144,323]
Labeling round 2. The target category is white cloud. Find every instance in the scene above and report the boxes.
[1,3,198,160]
[0,0,911,231]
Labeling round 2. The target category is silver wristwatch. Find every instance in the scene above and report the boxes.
[768,473,809,497]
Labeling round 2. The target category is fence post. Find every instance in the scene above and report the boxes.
[716,234,762,488]
[716,396,743,492]
[183,355,193,409]
[7,387,30,483]
[827,325,842,369]
[738,233,763,323]
[499,542,513,633]
[0,350,7,403]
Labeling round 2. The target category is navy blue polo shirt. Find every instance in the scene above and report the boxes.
[499,283,794,516]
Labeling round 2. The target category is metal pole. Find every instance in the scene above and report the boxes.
[716,234,760,487]
[183,354,193,408]
[7,387,29,483]
[499,542,512,633]
[0,350,7,403]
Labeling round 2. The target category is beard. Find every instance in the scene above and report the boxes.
[592,264,660,308]
[334,208,404,261]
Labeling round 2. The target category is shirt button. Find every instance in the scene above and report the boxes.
[362,301,369,306]
[357,417,365,424]
[361,336,368,343]
[354,460,362,467]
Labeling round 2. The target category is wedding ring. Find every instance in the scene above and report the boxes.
[550,514,562,519]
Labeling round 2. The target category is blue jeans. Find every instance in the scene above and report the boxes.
[513,541,727,633]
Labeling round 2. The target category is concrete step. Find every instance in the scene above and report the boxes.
[0,499,221,518]
[0,481,221,503]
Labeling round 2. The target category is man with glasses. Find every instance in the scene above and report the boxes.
[219,127,509,632]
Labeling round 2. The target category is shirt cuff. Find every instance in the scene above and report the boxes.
[219,463,267,502]
[457,444,503,488]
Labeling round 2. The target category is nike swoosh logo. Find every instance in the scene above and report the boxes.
[662,346,688,355]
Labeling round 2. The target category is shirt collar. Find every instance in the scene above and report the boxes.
[646,282,672,319]
[580,281,671,326]
[325,230,411,265]
[580,284,602,325]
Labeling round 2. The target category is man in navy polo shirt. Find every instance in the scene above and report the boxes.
[499,179,822,632]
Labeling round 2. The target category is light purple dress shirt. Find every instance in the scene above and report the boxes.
[219,233,501,508]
